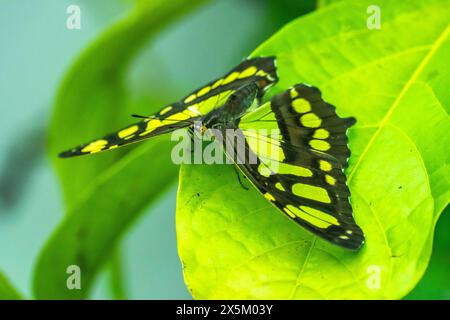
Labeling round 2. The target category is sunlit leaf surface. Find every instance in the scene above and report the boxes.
[177,0,450,299]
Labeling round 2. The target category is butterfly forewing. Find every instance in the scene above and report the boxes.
[59,56,278,157]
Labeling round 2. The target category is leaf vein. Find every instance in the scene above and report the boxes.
[348,23,450,183]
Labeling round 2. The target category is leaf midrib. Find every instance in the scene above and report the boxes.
[347,23,450,182]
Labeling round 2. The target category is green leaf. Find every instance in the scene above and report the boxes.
[405,205,450,299]
[49,0,204,206]
[317,0,343,8]
[266,0,316,29]
[0,271,23,300]
[177,0,450,299]
[34,0,205,299]
[108,247,128,300]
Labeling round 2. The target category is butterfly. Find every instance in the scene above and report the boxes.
[202,82,364,250]
[59,56,364,250]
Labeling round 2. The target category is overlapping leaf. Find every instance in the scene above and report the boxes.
[0,271,22,300]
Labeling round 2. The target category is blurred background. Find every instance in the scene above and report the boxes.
[0,0,447,299]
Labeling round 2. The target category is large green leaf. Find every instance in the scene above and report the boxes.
[177,0,450,299]
[0,271,22,300]
[34,0,205,299]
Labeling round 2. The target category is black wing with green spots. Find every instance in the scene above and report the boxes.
[222,84,364,250]
[59,56,278,157]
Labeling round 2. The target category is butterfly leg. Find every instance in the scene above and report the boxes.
[233,165,249,191]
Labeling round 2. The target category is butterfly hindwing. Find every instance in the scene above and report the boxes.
[228,84,364,250]
[272,84,355,167]
[59,56,278,157]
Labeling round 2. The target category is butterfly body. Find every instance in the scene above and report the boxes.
[203,82,259,131]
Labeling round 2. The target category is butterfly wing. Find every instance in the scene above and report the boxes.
[58,110,201,157]
[59,56,278,157]
[223,84,364,250]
